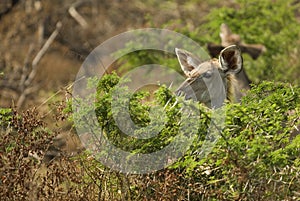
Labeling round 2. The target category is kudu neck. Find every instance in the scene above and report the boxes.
[226,74,238,104]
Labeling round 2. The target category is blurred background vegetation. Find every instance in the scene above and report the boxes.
[0,0,299,108]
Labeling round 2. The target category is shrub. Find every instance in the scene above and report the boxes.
[190,0,300,84]
[1,73,299,200]
[71,73,300,200]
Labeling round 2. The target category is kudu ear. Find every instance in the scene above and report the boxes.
[219,45,242,74]
[175,48,202,77]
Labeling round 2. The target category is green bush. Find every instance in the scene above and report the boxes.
[71,73,300,200]
[187,0,300,84]
[1,74,299,200]
[169,81,300,200]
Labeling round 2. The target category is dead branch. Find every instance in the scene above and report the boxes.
[19,44,34,90]
[68,0,90,29]
[23,21,62,87]
[16,21,62,108]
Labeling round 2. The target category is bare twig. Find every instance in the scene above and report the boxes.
[25,21,62,86]
[16,21,62,108]
[68,0,89,29]
[19,44,34,90]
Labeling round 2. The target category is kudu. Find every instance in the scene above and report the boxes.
[206,23,267,102]
[175,45,299,139]
[175,45,245,108]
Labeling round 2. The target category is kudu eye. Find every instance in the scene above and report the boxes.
[203,71,212,78]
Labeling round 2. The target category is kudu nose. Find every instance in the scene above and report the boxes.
[175,88,193,100]
[175,89,184,97]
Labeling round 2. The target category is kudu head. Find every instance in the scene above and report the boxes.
[175,45,243,108]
